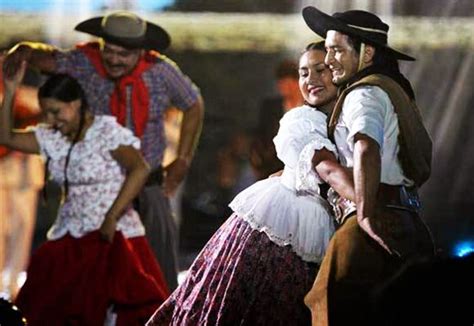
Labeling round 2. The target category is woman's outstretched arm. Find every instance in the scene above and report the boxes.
[0,60,40,154]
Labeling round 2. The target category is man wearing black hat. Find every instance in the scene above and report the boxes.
[3,11,205,291]
[301,7,435,325]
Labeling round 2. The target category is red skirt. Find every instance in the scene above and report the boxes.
[15,231,169,326]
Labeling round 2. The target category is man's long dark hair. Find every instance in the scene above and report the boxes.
[345,36,415,100]
[39,74,88,202]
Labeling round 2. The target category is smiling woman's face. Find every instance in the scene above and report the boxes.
[298,49,337,109]
[40,97,82,139]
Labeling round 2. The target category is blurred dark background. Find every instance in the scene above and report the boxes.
[0,0,473,266]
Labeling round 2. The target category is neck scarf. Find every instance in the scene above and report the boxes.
[77,42,157,137]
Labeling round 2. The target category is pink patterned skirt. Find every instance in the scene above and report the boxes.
[147,214,319,325]
[16,231,169,326]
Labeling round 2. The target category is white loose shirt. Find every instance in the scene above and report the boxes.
[333,85,414,186]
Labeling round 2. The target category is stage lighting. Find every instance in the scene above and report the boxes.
[454,241,474,257]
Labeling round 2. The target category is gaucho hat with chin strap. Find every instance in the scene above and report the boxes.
[74,11,171,51]
[302,6,415,61]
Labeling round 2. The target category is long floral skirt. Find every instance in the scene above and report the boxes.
[15,231,169,326]
[147,214,319,326]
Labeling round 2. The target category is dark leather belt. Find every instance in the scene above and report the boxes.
[145,166,163,187]
[377,183,421,211]
[328,183,421,225]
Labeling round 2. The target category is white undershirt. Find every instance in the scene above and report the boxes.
[334,85,414,186]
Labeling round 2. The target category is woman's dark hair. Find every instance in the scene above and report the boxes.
[39,74,88,202]
[39,74,88,105]
[303,40,326,53]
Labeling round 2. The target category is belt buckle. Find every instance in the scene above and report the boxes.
[399,186,421,213]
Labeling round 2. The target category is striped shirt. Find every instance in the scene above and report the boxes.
[55,48,200,169]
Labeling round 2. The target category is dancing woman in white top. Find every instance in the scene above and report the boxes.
[0,63,169,325]
[147,42,354,326]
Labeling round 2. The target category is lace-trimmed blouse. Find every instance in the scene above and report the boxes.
[229,105,337,263]
[34,115,145,240]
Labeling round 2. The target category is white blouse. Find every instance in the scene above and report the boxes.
[34,115,145,240]
[229,105,336,263]
[334,86,414,186]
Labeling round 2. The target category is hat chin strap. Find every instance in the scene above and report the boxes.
[357,42,366,72]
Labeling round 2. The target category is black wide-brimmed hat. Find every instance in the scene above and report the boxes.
[74,11,171,51]
[302,6,415,61]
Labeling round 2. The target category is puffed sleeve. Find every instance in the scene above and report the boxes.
[274,116,314,168]
[295,114,337,194]
[33,124,68,160]
[343,86,390,152]
[273,108,337,194]
[99,117,141,152]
